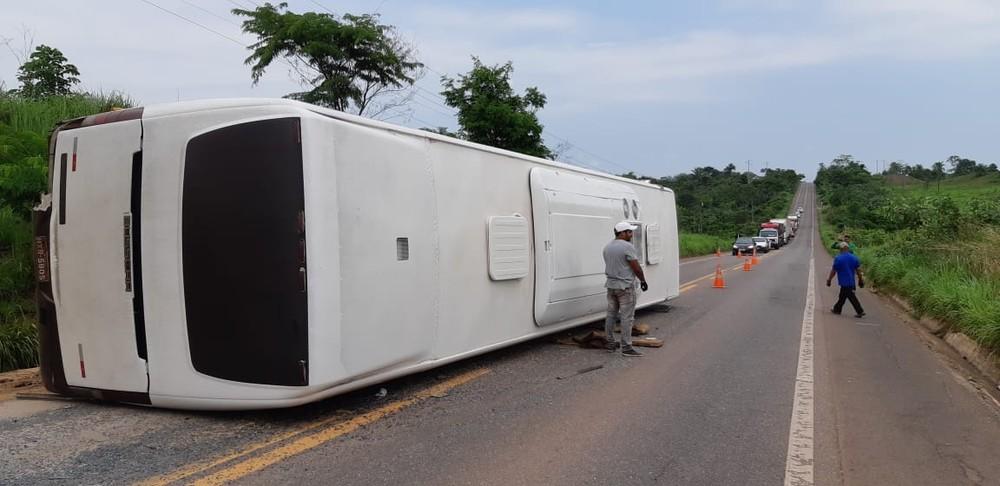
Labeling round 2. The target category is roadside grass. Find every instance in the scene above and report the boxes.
[679,233,731,258]
[821,203,1000,353]
[0,91,136,133]
[0,92,135,371]
[863,248,1000,350]
[0,320,39,372]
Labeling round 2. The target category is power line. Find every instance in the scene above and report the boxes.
[181,0,241,27]
[150,0,634,174]
[140,0,246,46]
[408,95,458,119]
[544,131,633,174]
[309,0,335,15]
[223,0,254,12]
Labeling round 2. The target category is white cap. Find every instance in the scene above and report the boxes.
[614,221,638,233]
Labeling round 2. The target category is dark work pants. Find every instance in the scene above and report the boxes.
[833,286,864,315]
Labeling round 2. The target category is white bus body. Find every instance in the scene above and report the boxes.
[34,99,679,410]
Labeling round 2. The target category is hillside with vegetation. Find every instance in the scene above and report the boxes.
[0,41,137,371]
[816,155,1000,352]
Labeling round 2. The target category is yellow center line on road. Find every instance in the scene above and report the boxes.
[679,283,698,293]
[139,368,490,486]
[679,255,769,291]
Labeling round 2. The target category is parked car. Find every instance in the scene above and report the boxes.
[752,237,770,253]
[732,236,756,255]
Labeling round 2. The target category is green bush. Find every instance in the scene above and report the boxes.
[0,320,39,372]
[818,163,1000,353]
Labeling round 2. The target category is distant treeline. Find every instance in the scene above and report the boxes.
[880,155,999,182]
[624,165,804,238]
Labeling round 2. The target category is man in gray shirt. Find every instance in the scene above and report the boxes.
[603,221,648,357]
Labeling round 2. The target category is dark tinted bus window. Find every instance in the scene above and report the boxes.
[182,117,308,386]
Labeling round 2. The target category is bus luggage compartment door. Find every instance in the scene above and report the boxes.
[50,120,149,393]
[530,167,641,327]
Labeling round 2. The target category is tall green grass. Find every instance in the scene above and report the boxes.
[0,91,136,371]
[0,321,38,372]
[0,91,136,133]
[819,192,1000,352]
[679,233,731,258]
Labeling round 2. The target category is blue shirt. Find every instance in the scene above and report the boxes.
[832,252,860,288]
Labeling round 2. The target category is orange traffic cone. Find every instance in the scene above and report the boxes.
[712,263,726,288]
[751,246,760,266]
[743,256,752,272]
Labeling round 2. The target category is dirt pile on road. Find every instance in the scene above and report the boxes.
[0,367,42,401]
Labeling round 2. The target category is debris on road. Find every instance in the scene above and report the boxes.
[556,364,604,380]
[560,330,664,349]
[612,322,651,336]
[15,391,76,402]
[374,388,388,399]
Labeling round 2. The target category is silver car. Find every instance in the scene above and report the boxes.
[752,236,770,253]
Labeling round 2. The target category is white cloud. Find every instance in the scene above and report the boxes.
[4,0,1000,111]
[402,0,1000,109]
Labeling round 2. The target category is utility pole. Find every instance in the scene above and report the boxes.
[747,160,754,228]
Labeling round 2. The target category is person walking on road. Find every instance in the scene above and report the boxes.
[603,221,648,357]
[827,241,866,318]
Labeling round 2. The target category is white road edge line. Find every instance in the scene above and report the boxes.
[784,203,815,486]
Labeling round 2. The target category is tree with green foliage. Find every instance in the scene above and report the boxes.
[15,45,80,99]
[946,155,977,176]
[441,57,551,159]
[233,3,422,116]
[646,165,803,238]
[815,154,889,229]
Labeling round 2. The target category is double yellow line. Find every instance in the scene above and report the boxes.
[140,368,490,486]
[679,254,773,293]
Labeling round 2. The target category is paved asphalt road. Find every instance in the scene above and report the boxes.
[2,183,999,485]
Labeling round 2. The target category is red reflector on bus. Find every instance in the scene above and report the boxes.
[78,343,86,378]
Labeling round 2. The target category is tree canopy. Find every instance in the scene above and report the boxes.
[441,57,551,159]
[233,2,422,116]
[632,165,804,237]
[15,45,79,99]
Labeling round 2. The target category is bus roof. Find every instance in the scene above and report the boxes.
[141,98,672,195]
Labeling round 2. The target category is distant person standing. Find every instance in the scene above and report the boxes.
[603,221,648,357]
[843,235,857,253]
[827,242,866,318]
[830,234,857,253]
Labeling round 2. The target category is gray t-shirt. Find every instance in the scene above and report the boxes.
[603,239,638,289]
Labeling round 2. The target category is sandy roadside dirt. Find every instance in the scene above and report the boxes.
[0,367,44,401]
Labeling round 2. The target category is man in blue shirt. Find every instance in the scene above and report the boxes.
[826,242,866,318]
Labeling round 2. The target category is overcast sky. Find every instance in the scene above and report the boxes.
[3,0,1000,179]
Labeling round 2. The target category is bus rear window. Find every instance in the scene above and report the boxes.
[182,117,308,386]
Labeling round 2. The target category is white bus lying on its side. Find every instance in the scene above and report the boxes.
[33,99,680,410]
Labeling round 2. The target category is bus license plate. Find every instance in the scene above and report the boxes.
[35,236,50,282]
